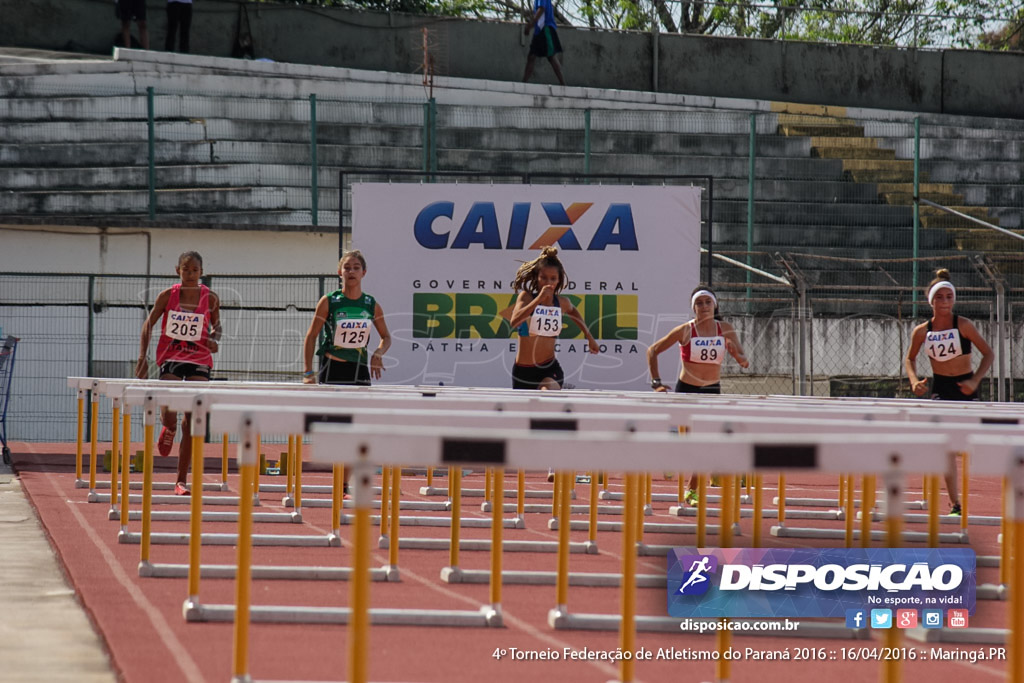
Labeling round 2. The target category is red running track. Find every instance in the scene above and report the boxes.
[10,442,1013,683]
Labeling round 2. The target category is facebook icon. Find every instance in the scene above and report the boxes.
[845,609,867,629]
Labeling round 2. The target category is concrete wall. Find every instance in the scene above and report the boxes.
[3,0,1024,119]
[0,224,339,275]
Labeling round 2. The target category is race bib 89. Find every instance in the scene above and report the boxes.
[690,336,725,365]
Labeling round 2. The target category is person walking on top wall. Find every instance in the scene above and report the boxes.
[522,0,566,86]
[166,0,193,53]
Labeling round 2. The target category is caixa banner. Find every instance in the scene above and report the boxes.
[667,548,976,618]
[353,183,702,389]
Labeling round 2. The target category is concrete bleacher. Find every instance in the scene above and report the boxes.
[1,48,1022,283]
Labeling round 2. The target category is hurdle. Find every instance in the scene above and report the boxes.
[250,423,951,683]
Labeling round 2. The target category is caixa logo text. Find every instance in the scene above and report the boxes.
[716,563,964,592]
[413,201,639,250]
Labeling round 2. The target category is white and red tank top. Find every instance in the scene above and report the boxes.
[156,284,213,367]
[680,321,725,365]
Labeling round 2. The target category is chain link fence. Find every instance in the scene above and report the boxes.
[2,249,1019,442]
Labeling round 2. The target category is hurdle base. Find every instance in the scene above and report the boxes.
[138,560,154,577]
[75,479,88,489]
[481,501,492,513]
[183,597,201,621]
[977,583,1007,601]
[643,504,653,516]
[481,604,503,627]
[327,531,342,547]
[289,510,303,523]
[511,516,526,529]
[229,675,253,683]
[107,508,120,521]
[379,535,390,549]
[281,495,294,507]
[978,555,1000,568]
[220,482,231,492]
[547,606,570,629]
[86,491,101,503]
[440,566,464,583]
[770,525,968,544]
[382,564,401,582]
[583,540,599,554]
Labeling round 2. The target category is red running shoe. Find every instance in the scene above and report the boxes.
[157,426,176,457]
[174,482,191,496]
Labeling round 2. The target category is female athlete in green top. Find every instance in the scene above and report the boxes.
[302,250,391,385]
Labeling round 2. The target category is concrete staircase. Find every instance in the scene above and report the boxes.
[1,49,1022,297]
[775,104,1021,255]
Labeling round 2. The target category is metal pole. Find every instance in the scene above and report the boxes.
[706,177,714,287]
[583,109,591,179]
[429,98,438,179]
[912,116,920,319]
[746,113,756,310]
[997,282,1007,401]
[147,87,156,220]
[338,172,346,259]
[86,275,95,382]
[650,2,659,92]
[310,94,318,227]
[798,282,808,396]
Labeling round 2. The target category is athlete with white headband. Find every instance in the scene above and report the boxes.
[904,267,993,515]
[646,285,749,505]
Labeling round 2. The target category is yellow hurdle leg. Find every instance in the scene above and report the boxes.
[332,465,343,537]
[449,466,461,570]
[109,401,121,516]
[928,475,940,548]
[221,434,229,489]
[490,467,504,616]
[388,465,401,571]
[635,471,645,546]
[777,473,786,527]
[379,466,391,540]
[285,435,295,499]
[588,470,598,546]
[88,392,99,492]
[882,473,904,683]
[960,452,969,533]
[294,437,303,513]
[1010,476,1024,683]
[716,475,734,683]
[349,459,372,683]
[753,474,763,548]
[517,469,525,524]
[844,474,855,548]
[618,473,637,683]
[187,428,204,602]
[1001,478,1011,587]
[555,471,571,612]
[861,475,875,548]
[426,464,433,488]
[140,396,155,566]
[120,406,132,529]
[232,459,256,683]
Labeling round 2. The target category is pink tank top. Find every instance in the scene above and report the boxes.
[156,284,213,367]
[679,321,722,362]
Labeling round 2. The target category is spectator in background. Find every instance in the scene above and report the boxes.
[166,0,193,53]
[117,0,150,50]
[522,0,566,86]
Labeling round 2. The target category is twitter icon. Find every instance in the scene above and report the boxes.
[870,609,893,629]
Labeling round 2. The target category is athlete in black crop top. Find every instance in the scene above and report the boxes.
[904,274,994,515]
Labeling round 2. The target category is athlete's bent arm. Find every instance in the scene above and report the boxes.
[370,302,392,380]
[135,288,171,379]
[903,324,928,396]
[958,317,994,394]
[302,296,330,384]
[564,302,599,354]
[646,324,688,391]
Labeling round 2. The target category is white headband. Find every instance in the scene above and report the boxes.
[927,281,955,305]
[691,289,717,311]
